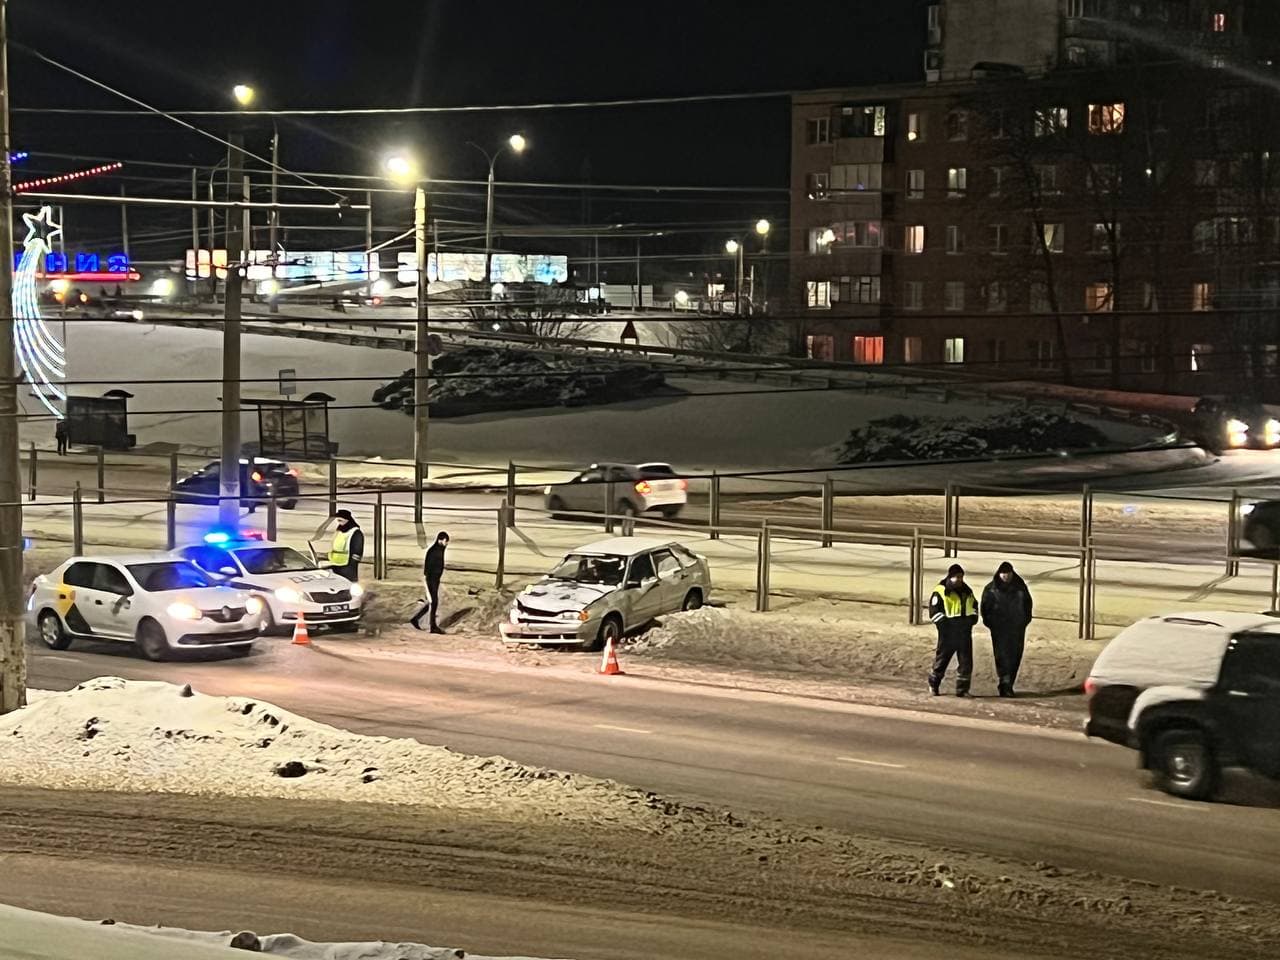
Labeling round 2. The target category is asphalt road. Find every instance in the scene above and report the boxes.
[23,638,1280,908]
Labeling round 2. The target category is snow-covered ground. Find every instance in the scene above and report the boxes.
[0,903,561,960]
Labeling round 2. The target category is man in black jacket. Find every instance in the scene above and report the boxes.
[980,561,1034,697]
[928,563,979,697]
[410,531,450,633]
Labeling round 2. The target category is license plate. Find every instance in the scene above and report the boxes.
[323,603,350,613]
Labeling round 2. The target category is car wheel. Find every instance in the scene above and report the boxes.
[279,499,298,511]
[256,597,281,636]
[1151,728,1219,801]
[585,614,622,653]
[38,611,72,651]
[136,619,171,662]
[548,495,567,520]
[681,589,704,612]
[661,505,682,519]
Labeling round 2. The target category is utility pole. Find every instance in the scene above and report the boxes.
[0,0,26,714]
[218,136,245,530]
[268,124,279,314]
[190,167,200,298]
[364,190,373,301]
[119,185,129,260]
[413,185,430,523]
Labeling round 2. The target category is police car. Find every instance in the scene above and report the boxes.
[174,534,364,633]
[27,553,264,660]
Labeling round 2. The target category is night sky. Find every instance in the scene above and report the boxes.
[7,0,926,262]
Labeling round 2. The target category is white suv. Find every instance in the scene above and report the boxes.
[28,554,264,660]
[174,536,364,633]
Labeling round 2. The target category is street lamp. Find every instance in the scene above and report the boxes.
[755,219,771,238]
[469,134,528,284]
[383,151,432,520]
[232,84,256,107]
[725,239,744,317]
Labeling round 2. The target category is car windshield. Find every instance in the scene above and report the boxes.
[639,464,677,478]
[127,562,214,592]
[233,546,315,574]
[549,554,626,586]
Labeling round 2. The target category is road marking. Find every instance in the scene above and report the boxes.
[593,723,653,735]
[1127,797,1203,811]
[37,655,79,664]
[837,756,907,770]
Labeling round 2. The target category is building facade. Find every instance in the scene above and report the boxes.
[790,0,1280,394]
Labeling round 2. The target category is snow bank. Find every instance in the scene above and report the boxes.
[0,903,562,960]
[631,607,1100,694]
[0,678,676,824]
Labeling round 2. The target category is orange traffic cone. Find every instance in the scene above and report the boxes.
[598,636,623,676]
[291,612,311,646]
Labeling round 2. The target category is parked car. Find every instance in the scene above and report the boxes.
[173,458,300,510]
[1188,396,1280,453]
[1242,500,1280,553]
[27,554,265,660]
[544,462,687,521]
[500,537,711,651]
[1085,611,1280,800]
[174,535,363,633]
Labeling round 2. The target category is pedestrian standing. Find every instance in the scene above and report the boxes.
[328,509,365,583]
[54,419,67,456]
[410,531,450,633]
[928,563,979,697]
[981,561,1034,698]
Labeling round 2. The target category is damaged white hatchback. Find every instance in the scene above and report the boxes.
[500,538,711,651]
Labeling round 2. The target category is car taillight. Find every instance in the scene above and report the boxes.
[634,481,652,495]
[1083,678,1097,700]
[677,478,688,491]
[251,471,263,483]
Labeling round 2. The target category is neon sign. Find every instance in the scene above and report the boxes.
[12,206,67,419]
[14,250,138,282]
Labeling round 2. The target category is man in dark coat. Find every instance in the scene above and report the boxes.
[410,531,450,633]
[928,563,979,697]
[981,561,1034,697]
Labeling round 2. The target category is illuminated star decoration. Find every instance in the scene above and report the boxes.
[13,206,67,419]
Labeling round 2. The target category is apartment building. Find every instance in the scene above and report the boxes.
[790,0,1280,394]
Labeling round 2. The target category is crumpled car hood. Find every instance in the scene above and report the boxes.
[520,579,616,611]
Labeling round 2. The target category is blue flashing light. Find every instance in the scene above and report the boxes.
[204,531,232,545]
[9,151,28,164]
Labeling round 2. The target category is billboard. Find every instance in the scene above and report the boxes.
[396,252,569,286]
[185,250,382,283]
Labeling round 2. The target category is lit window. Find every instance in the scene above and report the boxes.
[944,337,966,364]
[1088,102,1126,134]
[945,110,968,141]
[907,112,925,142]
[852,335,885,365]
[904,336,924,363]
[1192,282,1214,311]
[1213,11,1227,32]
[1041,222,1066,253]
[947,166,968,197]
[946,225,964,254]
[806,117,830,145]
[1086,281,1114,312]
[806,335,834,361]
[806,281,831,309]
[904,281,924,310]
[944,281,965,311]
[907,169,925,199]
[1191,343,1213,372]
[988,224,1008,254]
[807,172,830,199]
[1034,106,1068,137]
[840,104,887,138]
[905,225,926,254]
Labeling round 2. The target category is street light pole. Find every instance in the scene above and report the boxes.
[413,185,430,522]
[0,0,26,714]
[218,136,246,531]
[472,135,526,293]
[268,122,279,313]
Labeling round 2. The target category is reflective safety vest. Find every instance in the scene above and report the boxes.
[329,529,352,567]
[930,584,977,623]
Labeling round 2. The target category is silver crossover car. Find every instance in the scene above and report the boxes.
[500,537,711,650]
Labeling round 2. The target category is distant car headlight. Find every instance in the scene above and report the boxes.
[349,583,365,599]
[1265,420,1280,446]
[1227,418,1250,448]
[245,596,264,616]
[167,601,201,621]
[275,586,303,604]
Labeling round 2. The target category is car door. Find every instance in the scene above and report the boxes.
[650,548,688,613]
[58,561,99,636]
[89,563,138,639]
[1219,635,1280,778]
[623,552,663,625]
[562,468,604,513]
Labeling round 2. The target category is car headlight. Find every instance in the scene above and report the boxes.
[1227,418,1250,433]
[245,596,264,616]
[543,486,553,495]
[274,586,302,604]
[349,583,365,599]
[167,601,201,621]
[560,609,589,621]
[1266,420,1280,445]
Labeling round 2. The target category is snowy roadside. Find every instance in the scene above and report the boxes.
[0,904,559,960]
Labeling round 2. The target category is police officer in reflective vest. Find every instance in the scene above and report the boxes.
[928,563,979,697]
[328,509,365,583]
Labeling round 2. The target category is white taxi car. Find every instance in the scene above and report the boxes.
[174,535,364,633]
[501,538,711,651]
[28,554,265,660]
